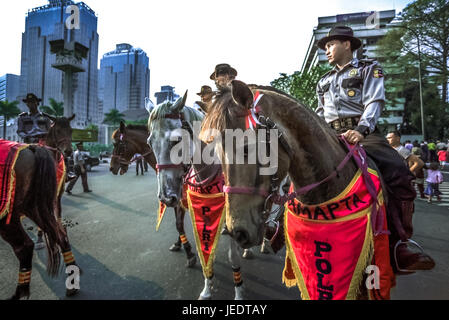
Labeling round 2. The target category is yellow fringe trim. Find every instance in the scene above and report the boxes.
[283,204,310,300]
[187,190,226,279]
[345,214,374,300]
[156,202,167,232]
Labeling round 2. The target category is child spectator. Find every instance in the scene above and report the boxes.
[438,148,447,167]
[425,162,443,203]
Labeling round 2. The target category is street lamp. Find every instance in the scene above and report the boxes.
[394,23,425,140]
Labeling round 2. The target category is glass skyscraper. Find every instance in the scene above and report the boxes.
[20,0,99,128]
[99,43,150,118]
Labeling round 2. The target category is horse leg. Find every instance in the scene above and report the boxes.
[0,214,35,300]
[55,192,81,297]
[229,237,244,300]
[198,275,215,300]
[175,206,196,268]
[169,208,182,252]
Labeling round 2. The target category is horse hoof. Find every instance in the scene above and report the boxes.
[242,249,254,259]
[169,244,181,252]
[186,256,197,268]
[66,288,80,297]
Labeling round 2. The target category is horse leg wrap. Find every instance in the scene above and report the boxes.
[233,267,243,287]
[63,250,76,265]
[18,269,32,285]
[180,234,189,245]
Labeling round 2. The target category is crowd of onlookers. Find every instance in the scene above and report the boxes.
[403,139,447,203]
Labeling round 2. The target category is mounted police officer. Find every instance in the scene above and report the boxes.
[316,26,434,272]
[194,85,215,114]
[17,93,51,144]
[210,63,238,92]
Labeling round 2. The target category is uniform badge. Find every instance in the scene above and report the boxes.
[373,68,384,78]
[349,69,358,77]
[348,90,356,97]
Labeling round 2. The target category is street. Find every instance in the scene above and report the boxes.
[0,162,448,300]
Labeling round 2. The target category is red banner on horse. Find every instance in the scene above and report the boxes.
[283,168,395,300]
[187,173,226,278]
[0,141,29,224]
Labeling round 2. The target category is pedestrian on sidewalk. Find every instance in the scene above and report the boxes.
[425,162,443,203]
[132,153,144,176]
[66,143,92,195]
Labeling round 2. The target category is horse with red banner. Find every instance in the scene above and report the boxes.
[200,80,400,300]
[0,114,81,299]
[109,118,197,268]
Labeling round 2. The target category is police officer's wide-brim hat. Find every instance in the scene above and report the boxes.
[317,26,362,51]
[210,64,238,81]
[197,85,214,96]
[22,93,42,103]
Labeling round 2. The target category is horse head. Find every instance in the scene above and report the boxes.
[45,113,76,155]
[147,91,193,207]
[200,80,291,248]
[110,121,140,175]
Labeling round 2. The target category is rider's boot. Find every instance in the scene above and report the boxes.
[392,200,435,273]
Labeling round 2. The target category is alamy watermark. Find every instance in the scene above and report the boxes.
[65,5,80,30]
[166,121,279,176]
[65,265,80,290]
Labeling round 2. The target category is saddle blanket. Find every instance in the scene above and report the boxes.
[0,140,29,223]
[283,168,395,300]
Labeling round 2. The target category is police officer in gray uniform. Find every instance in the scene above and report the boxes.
[316,26,434,272]
[17,93,51,144]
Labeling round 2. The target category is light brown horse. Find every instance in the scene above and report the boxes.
[0,115,81,299]
[110,122,196,268]
[199,81,387,299]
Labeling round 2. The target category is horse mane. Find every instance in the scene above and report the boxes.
[126,124,149,132]
[149,100,204,128]
[200,84,336,143]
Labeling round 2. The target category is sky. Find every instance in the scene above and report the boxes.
[0,0,412,106]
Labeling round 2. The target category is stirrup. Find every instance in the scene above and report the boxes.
[393,239,425,273]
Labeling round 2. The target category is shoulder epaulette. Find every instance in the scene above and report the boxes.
[359,58,376,66]
[19,112,28,117]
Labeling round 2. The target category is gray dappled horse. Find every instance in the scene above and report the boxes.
[147,92,247,300]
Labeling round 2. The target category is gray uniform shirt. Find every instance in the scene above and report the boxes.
[316,58,385,135]
[394,145,411,160]
[73,150,86,166]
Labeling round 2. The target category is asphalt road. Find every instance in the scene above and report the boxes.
[1,161,448,300]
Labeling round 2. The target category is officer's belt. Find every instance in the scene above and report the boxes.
[330,117,361,132]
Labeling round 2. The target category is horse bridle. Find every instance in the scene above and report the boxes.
[222,114,293,239]
[153,112,193,177]
[112,133,154,168]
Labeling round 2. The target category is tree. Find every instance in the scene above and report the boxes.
[41,98,64,117]
[103,109,125,127]
[271,63,332,109]
[0,100,21,139]
[377,0,449,139]
[400,0,449,104]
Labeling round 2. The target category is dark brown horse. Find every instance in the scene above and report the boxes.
[200,81,394,299]
[110,122,196,268]
[0,114,81,300]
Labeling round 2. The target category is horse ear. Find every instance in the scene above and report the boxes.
[173,90,188,113]
[231,80,253,109]
[119,121,126,133]
[145,98,155,114]
[68,114,76,122]
[43,112,57,123]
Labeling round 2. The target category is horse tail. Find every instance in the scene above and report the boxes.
[28,146,65,277]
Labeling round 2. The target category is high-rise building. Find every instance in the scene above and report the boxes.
[99,43,150,118]
[154,86,180,105]
[19,0,99,129]
[0,74,21,102]
[301,10,404,131]
[0,74,21,142]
